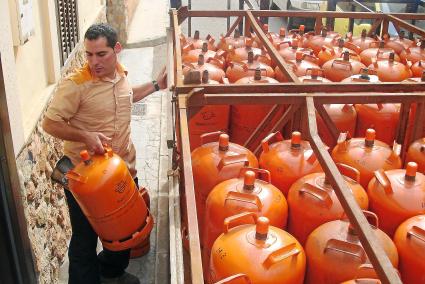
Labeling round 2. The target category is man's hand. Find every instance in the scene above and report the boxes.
[156,66,167,90]
[83,132,112,154]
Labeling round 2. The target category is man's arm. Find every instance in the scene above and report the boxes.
[132,66,167,103]
[42,117,111,154]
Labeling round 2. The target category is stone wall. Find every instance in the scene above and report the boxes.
[106,0,140,44]
[15,9,106,284]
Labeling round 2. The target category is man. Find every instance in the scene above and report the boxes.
[42,23,167,284]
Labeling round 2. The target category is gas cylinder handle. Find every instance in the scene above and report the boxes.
[321,46,335,55]
[303,149,318,164]
[331,59,353,70]
[364,211,378,228]
[182,42,195,53]
[263,243,300,269]
[306,68,324,77]
[368,41,381,49]
[239,167,271,183]
[341,210,379,230]
[261,131,284,153]
[213,274,252,284]
[207,57,224,68]
[303,54,319,64]
[376,49,393,59]
[66,170,88,184]
[215,50,226,59]
[407,225,425,243]
[344,41,361,54]
[224,191,263,211]
[336,163,360,183]
[223,212,257,234]
[217,154,249,171]
[355,263,377,280]
[299,183,333,208]
[373,169,393,194]
[229,61,249,71]
[324,239,367,262]
[200,131,224,145]
[278,41,291,49]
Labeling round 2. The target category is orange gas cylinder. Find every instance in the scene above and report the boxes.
[359,41,400,67]
[341,68,380,83]
[202,168,288,279]
[318,38,361,66]
[383,32,414,54]
[332,129,402,189]
[304,28,340,55]
[181,30,216,51]
[274,66,290,82]
[406,138,425,174]
[217,29,247,51]
[66,149,153,251]
[304,212,399,284]
[130,187,151,258]
[287,163,369,245]
[367,162,425,237]
[410,59,425,77]
[225,51,274,83]
[341,279,381,284]
[298,68,331,83]
[355,103,400,146]
[226,39,271,66]
[277,39,314,62]
[269,27,291,48]
[182,42,225,69]
[183,54,225,83]
[368,53,412,82]
[189,71,230,150]
[191,132,258,246]
[400,39,425,64]
[393,214,425,284]
[322,51,367,82]
[209,214,306,284]
[289,52,320,77]
[229,69,283,146]
[259,131,323,196]
[316,104,357,147]
[346,29,377,52]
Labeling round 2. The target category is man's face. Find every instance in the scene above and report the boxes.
[84,36,121,78]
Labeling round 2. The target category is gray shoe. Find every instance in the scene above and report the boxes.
[101,272,140,284]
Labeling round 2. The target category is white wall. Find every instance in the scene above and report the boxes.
[3,0,105,149]
[0,0,25,156]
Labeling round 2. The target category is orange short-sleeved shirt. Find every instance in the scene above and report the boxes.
[45,63,137,177]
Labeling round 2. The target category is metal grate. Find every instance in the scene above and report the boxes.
[56,0,79,66]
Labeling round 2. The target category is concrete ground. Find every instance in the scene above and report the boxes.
[58,1,171,283]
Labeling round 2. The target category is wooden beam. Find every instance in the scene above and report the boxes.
[315,103,340,145]
[246,10,300,82]
[387,14,425,38]
[177,82,425,96]
[367,19,383,37]
[177,96,204,284]
[412,100,425,142]
[171,10,184,87]
[253,104,300,155]
[396,102,410,162]
[243,105,283,149]
[305,97,402,284]
[185,92,424,106]
[176,6,189,25]
[225,16,243,37]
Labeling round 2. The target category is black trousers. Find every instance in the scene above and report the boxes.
[64,177,139,284]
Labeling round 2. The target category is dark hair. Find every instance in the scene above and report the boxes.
[84,23,118,48]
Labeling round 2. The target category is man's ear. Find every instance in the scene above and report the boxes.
[114,42,122,54]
